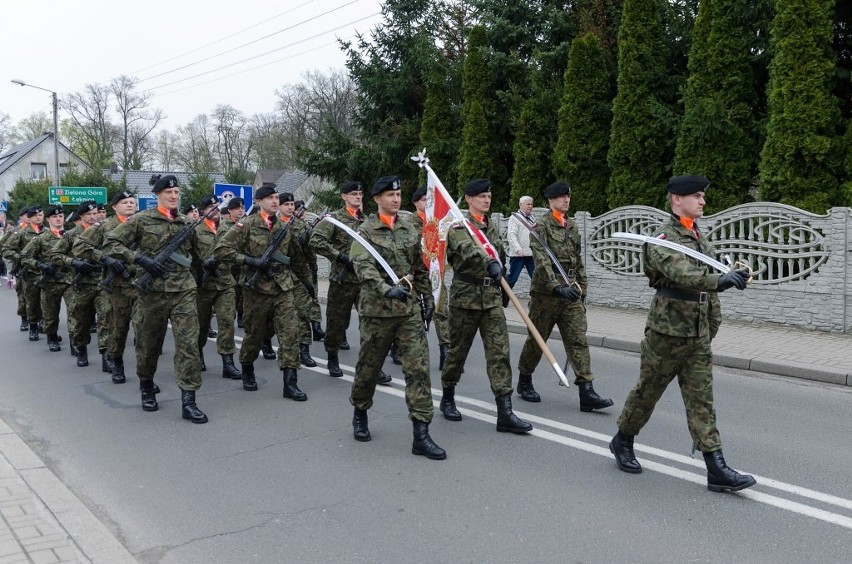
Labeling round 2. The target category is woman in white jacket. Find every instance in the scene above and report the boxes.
[506,196,536,288]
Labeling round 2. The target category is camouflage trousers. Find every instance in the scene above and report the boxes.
[617,329,721,452]
[433,282,450,346]
[67,284,97,349]
[135,289,202,391]
[40,281,70,337]
[351,313,433,423]
[95,288,110,352]
[442,305,513,398]
[293,281,313,345]
[108,285,138,360]
[240,288,299,370]
[324,281,359,353]
[517,292,594,384]
[16,277,26,317]
[23,276,42,323]
[197,286,236,355]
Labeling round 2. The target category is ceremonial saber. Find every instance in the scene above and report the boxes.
[412,149,571,389]
[321,216,411,289]
[511,211,581,292]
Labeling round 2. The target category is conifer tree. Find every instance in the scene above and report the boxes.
[510,85,558,209]
[456,26,494,198]
[418,73,459,196]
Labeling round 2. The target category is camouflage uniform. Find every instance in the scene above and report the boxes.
[21,229,71,340]
[441,214,513,398]
[3,224,43,324]
[349,214,435,422]
[408,211,450,347]
[1,226,30,321]
[214,212,312,370]
[53,225,102,351]
[218,217,243,322]
[517,211,595,383]
[105,209,203,391]
[194,219,237,355]
[617,215,724,452]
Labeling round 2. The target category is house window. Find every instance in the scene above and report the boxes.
[31,163,48,180]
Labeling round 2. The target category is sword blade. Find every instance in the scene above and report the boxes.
[610,232,730,273]
[323,216,401,285]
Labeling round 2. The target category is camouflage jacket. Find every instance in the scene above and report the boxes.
[310,207,364,285]
[193,220,235,290]
[350,214,433,318]
[218,217,238,236]
[644,215,723,339]
[105,208,201,293]
[51,225,103,286]
[445,213,505,310]
[73,215,138,288]
[2,224,42,279]
[214,212,311,295]
[529,212,588,296]
[22,229,72,284]
[290,217,318,272]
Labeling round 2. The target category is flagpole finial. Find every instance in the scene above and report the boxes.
[411,147,429,167]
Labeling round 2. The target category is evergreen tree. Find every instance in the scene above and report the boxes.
[419,71,460,198]
[673,0,757,212]
[759,0,843,212]
[510,82,559,210]
[552,32,612,216]
[607,0,674,208]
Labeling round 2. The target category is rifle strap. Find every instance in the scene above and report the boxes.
[270,251,291,265]
[168,252,192,267]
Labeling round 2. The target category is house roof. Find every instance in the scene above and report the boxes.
[254,169,309,195]
[103,170,228,193]
[0,133,79,178]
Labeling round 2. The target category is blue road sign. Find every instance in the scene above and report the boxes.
[0,201,7,212]
[214,184,253,212]
[136,193,159,211]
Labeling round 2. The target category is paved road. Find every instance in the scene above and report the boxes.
[0,292,851,562]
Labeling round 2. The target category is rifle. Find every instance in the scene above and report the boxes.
[34,265,61,289]
[244,217,295,292]
[98,243,135,294]
[71,260,100,289]
[134,206,219,296]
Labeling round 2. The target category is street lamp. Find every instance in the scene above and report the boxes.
[10,79,61,188]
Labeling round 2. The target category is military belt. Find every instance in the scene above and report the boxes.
[656,287,708,303]
[454,272,496,287]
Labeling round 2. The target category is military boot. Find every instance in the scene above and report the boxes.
[181,390,208,424]
[703,450,756,493]
[378,369,392,386]
[241,363,258,391]
[352,408,371,442]
[140,381,159,412]
[139,381,161,394]
[237,312,243,328]
[516,373,540,402]
[199,349,207,372]
[100,350,114,373]
[111,356,126,384]
[439,386,462,421]
[69,341,79,356]
[19,317,28,331]
[28,323,39,342]
[311,321,325,341]
[495,395,533,434]
[221,354,242,379]
[609,431,642,474]
[89,319,97,333]
[327,352,343,378]
[38,320,45,334]
[339,340,350,350]
[261,339,276,360]
[438,344,448,371]
[299,344,317,367]
[76,346,88,367]
[412,420,446,460]
[282,368,307,401]
[578,381,614,412]
[390,343,402,365]
[47,334,61,352]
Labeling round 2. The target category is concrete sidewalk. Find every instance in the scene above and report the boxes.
[316,278,852,386]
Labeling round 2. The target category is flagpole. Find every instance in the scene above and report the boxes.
[412,149,571,389]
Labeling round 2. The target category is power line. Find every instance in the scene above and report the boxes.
[130,0,320,75]
[137,0,362,83]
[144,13,378,92]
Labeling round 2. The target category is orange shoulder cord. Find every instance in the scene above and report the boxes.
[117,215,128,223]
[203,219,217,234]
[379,214,395,230]
[551,210,566,227]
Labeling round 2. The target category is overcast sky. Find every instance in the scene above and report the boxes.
[2,0,384,129]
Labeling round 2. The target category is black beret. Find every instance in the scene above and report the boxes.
[255,184,277,200]
[18,207,29,217]
[198,195,220,210]
[150,174,179,192]
[26,206,43,217]
[340,181,364,194]
[278,192,294,203]
[226,197,244,210]
[76,200,97,215]
[412,185,427,203]
[96,203,105,211]
[45,205,64,218]
[261,181,277,190]
[294,200,305,209]
[667,175,710,195]
[543,181,572,199]
[110,190,134,206]
[464,179,491,196]
[371,175,401,196]
[182,203,198,215]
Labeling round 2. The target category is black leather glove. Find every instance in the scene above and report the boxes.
[385,285,410,303]
[100,256,126,274]
[305,282,316,299]
[486,259,504,284]
[717,268,749,291]
[501,289,510,308]
[36,261,57,277]
[423,306,434,325]
[554,285,581,301]
[203,257,219,271]
[243,255,269,271]
[337,253,353,269]
[71,259,95,276]
[134,255,167,278]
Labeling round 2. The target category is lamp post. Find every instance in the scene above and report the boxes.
[11,79,61,188]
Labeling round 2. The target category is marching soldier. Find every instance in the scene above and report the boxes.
[4,206,44,341]
[214,183,313,400]
[438,179,532,434]
[516,182,613,412]
[21,205,70,352]
[105,175,208,424]
[609,175,755,492]
[348,175,445,460]
[2,208,32,332]
[294,199,325,343]
[92,203,113,371]
[73,191,138,383]
[218,197,245,328]
[193,194,241,380]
